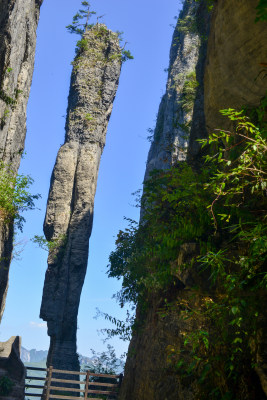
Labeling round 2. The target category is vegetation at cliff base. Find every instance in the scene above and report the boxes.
[107,97,267,399]
[0,376,14,396]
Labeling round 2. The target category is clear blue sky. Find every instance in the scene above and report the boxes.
[0,0,181,359]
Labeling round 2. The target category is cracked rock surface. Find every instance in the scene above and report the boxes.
[0,0,43,322]
[119,0,267,399]
[40,25,122,371]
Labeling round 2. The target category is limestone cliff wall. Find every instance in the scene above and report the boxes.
[119,1,267,399]
[0,0,43,322]
[144,0,208,178]
[204,0,267,134]
[40,25,122,371]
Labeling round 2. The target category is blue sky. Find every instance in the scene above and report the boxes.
[0,0,181,359]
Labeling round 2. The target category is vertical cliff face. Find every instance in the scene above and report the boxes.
[40,25,122,371]
[145,0,209,180]
[119,1,267,399]
[120,2,210,399]
[0,0,43,322]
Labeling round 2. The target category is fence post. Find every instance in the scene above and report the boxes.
[84,370,90,398]
[45,366,53,400]
[119,373,123,388]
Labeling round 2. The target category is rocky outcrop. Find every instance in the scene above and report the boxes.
[0,0,43,322]
[0,336,25,399]
[40,25,122,372]
[119,1,267,399]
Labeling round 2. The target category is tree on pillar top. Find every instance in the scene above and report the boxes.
[66,1,97,35]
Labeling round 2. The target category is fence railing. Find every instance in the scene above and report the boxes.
[25,365,123,399]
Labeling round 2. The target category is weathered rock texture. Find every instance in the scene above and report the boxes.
[204,0,267,136]
[0,0,43,322]
[119,1,267,399]
[144,0,209,180]
[40,25,122,372]
[0,336,25,400]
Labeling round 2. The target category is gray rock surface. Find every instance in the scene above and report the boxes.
[204,2,267,395]
[0,0,43,322]
[144,0,209,180]
[40,25,122,372]
[119,0,267,399]
[0,336,25,399]
[119,2,210,397]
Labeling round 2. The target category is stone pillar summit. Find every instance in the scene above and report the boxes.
[40,24,122,371]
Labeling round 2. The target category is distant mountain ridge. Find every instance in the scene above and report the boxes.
[21,347,47,363]
[21,347,92,365]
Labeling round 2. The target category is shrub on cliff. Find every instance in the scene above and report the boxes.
[107,96,267,398]
[0,161,40,231]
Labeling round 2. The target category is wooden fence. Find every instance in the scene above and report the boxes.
[25,365,123,400]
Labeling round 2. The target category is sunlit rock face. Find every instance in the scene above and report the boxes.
[0,0,43,322]
[119,1,267,399]
[144,0,209,180]
[40,25,122,372]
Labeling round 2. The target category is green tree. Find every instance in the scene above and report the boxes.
[66,1,96,35]
[83,345,124,399]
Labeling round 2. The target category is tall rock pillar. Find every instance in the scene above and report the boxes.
[40,25,122,371]
[0,0,43,322]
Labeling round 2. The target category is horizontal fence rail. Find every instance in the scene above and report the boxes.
[25,365,123,399]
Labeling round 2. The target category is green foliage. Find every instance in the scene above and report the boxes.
[85,113,94,121]
[76,38,89,52]
[82,345,123,399]
[66,1,96,35]
[86,345,124,375]
[0,161,40,231]
[0,108,10,129]
[255,0,267,21]
[0,90,16,106]
[67,4,133,63]
[107,97,267,398]
[0,376,14,396]
[121,49,134,63]
[108,165,213,307]
[194,0,214,12]
[179,71,199,113]
[95,308,134,341]
[177,15,198,34]
[32,234,67,253]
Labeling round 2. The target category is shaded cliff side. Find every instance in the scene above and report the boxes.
[118,1,267,399]
[40,24,122,372]
[0,0,43,322]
